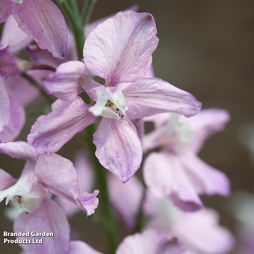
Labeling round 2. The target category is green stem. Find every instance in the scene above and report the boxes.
[67,0,80,18]
[82,0,97,28]
[21,73,54,104]
[77,126,118,254]
[57,0,85,60]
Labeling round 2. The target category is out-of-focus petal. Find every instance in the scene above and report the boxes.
[0,76,10,131]
[179,151,230,197]
[0,141,37,160]
[0,98,25,142]
[143,152,203,212]
[14,198,70,254]
[12,0,67,58]
[35,153,99,216]
[28,97,96,154]
[94,117,142,183]
[123,78,202,119]
[108,174,144,228]
[0,16,33,53]
[172,208,235,254]
[0,0,12,23]
[43,61,87,101]
[0,160,47,212]
[0,169,17,191]
[186,109,230,153]
[84,10,158,86]
[116,229,185,254]
[69,241,102,254]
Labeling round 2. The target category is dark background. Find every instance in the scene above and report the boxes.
[1,0,254,253]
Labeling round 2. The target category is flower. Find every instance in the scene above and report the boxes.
[143,109,230,211]
[28,10,202,183]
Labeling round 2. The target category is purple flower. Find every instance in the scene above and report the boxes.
[0,0,67,58]
[28,10,202,183]
[143,109,231,211]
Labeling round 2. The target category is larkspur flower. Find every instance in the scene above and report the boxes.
[143,109,230,211]
[27,10,202,182]
[0,0,67,58]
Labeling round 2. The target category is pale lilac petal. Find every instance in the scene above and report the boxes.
[0,169,17,191]
[84,10,158,85]
[172,208,235,254]
[116,229,185,254]
[0,16,33,53]
[0,141,37,160]
[0,160,47,212]
[0,76,10,131]
[14,198,70,254]
[185,109,230,153]
[28,97,96,154]
[5,75,39,106]
[145,65,155,78]
[108,174,144,228]
[123,78,202,119]
[69,241,102,254]
[94,117,142,183]
[143,152,203,212]
[12,0,67,58]
[79,76,102,101]
[43,61,88,100]
[35,153,99,216]
[0,98,25,142]
[179,151,230,197]
[85,5,139,38]
[0,0,12,23]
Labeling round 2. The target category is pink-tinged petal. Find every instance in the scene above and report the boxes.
[28,97,96,154]
[94,117,142,183]
[108,174,144,228]
[0,141,37,160]
[43,61,87,101]
[0,160,47,212]
[179,151,230,197]
[123,78,202,119]
[85,5,139,38]
[145,65,155,78]
[0,16,33,53]
[0,169,17,191]
[84,10,159,85]
[185,109,230,153]
[14,198,70,254]
[12,0,67,58]
[172,208,235,254]
[69,241,102,254]
[143,152,203,212]
[0,76,10,131]
[79,76,103,101]
[35,153,99,216]
[116,229,185,254]
[0,98,25,142]
[0,0,12,23]
[5,75,39,106]
[144,113,171,129]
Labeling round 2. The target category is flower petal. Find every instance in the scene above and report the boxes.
[143,152,203,212]
[179,151,230,197]
[43,61,88,101]
[69,241,102,254]
[123,78,202,119]
[35,153,99,216]
[84,10,158,85]
[94,117,142,183]
[12,0,67,58]
[116,229,185,254]
[28,97,96,154]
[0,0,12,23]
[0,141,37,160]
[0,76,10,131]
[0,169,17,191]
[79,76,102,101]
[0,98,25,142]
[14,198,70,254]
[0,15,33,53]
